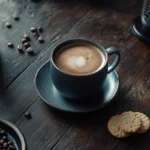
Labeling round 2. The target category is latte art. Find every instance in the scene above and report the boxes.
[55,43,106,75]
[68,56,86,68]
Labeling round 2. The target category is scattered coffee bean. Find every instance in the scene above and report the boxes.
[30,27,37,33]
[24,33,30,41]
[0,130,16,150]
[17,44,24,52]
[9,145,16,150]
[32,32,39,37]
[3,143,8,148]
[2,136,7,142]
[0,140,4,145]
[26,47,33,54]
[37,27,43,33]
[0,131,6,136]
[24,111,32,119]
[22,39,27,44]
[6,22,12,28]
[13,15,19,21]
[7,43,14,48]
[38,36,44,43]
[24,42,30,49]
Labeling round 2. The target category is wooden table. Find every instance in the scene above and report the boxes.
[1,0,150,149]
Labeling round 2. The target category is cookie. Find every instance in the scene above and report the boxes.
[108,115,130,138]
[135,112,150,133]
[118,111,141,133]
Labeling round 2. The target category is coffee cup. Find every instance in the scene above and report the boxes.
[50,39,120,100]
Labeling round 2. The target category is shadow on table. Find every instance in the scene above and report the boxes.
[32,0,142,8]
[114,132,150,150]
[0,57,5,91]
[43,88,130,126]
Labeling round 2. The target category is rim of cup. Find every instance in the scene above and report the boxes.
[50,38,108,77]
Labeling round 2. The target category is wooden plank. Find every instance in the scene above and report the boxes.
[7,2,147,150]
[124,61,150,114]
[105,57,150,150]
[0,0,141,123]
[17,99,71,150]
[0,1,145,150]
[118,42,150,92]
[61,2,141,68]
[60,2,143,93]
[18,101,117,150]
[51,42,150,150]
[0,0,141,92]
[42,3,150,149]
[0,0,93,91]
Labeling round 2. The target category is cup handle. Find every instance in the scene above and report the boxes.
[106,47,120,73]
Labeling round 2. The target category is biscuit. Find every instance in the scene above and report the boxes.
[118,111,141,133]
[135,112,150,133]
[108,115,130,138]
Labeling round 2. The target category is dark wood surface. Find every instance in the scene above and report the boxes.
[1,0,150,149]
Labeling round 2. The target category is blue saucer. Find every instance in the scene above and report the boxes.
[35,61,119,113]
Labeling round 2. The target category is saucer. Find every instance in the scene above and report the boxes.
[35,61,119,113]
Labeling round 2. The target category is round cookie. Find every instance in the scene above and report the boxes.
[108,115,130,138]
[118,111,141,133]
[135,112,150,133]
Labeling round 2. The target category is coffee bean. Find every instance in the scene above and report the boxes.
[8,145,16,150]
[30,27,37,33]
[7,43,14,48]
[0,131,6,136]
[17,44,24,52]
[2,136,7,142]
[24,111,32,119]
[22,39,27,44]
[24,42,30,49]
[6,22,12,28]
[37,27,43,33]
[24,33,30,41]
[7,142,13,146]
[38,36,44,43]
[3,143,8,148]
[0,140,4,145]
[32,32,39,37]
[27,47,33,54]
[13,15,19,21]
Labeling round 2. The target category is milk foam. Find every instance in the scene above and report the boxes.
[68,56,86,68]
[55,43,105,75]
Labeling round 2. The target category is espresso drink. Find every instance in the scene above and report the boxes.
[55,43,106,75]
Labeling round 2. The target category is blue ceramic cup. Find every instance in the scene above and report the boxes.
[50,39,120,100]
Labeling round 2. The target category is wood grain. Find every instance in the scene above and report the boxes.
[0,0,92,91]
[0,0,149,150]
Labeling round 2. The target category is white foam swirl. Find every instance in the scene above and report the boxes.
[68,56,86,68]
